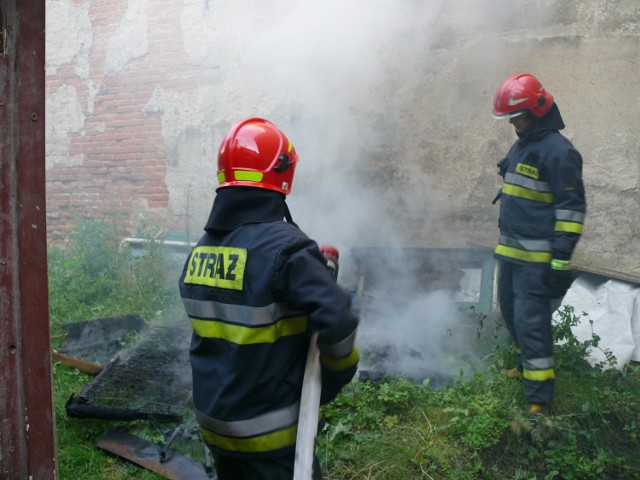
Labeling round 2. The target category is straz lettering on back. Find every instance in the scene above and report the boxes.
[185,246,247,290]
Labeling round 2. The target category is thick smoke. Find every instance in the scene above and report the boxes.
[211,0,484,381]
[221,0,450,248]
[358,289,472,384]
[179,0,486,381]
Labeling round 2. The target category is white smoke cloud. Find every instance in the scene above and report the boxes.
[179,0,488,381]
[357,289,474,384]
[188,0,449,248]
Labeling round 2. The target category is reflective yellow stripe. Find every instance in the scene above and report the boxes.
[550,259,571,271]
[217,172,226,184]
[191,316,307,344]
[234,170,264,182]
[523,368,555,381]
[502,183,553,203]
[200,423,297,453]
[184,246,247,290]
[554,221,583,234]
[495,245,552,263]
[321,346,360,372]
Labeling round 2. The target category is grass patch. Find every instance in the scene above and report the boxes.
[49,219,640,479]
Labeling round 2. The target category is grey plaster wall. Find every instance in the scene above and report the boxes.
[412,0,640,278]
[45,0,640,277]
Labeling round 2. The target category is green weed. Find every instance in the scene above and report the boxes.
[49,225,640,479]
[50,217,186,479]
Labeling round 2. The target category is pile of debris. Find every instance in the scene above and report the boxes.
[55,314,214,479]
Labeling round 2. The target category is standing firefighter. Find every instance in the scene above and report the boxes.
[179,117,359,479]
[492,73,586,418]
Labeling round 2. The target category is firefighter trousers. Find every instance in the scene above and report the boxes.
[498,260,556,404]
[210,450,322,480]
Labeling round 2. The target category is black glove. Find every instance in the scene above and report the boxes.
[548,258,573,298]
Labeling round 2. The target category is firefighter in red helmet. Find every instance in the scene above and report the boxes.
[179,118,359,479]
[492,74,586,419]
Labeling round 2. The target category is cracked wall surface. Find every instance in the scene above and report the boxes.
[45,0,640,276]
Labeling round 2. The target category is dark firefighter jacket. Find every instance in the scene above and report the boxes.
[178,187,359,459]
[495,103,586,265]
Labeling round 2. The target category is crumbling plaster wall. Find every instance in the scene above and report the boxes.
[417,0,640,278]
[45,0,639,276]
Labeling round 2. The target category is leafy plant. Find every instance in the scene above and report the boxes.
[48,216,185,335]
[553,305,618,372]
[49,227,640,479]
[49,217,188,479]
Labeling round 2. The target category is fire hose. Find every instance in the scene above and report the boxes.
[293,245,339,480]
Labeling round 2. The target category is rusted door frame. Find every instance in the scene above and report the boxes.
[0,1,57,478]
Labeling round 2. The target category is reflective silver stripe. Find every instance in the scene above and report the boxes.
[195,402,300,438]
[320,330,357,359]
[505,172,551,193]
[524,357,554,370]
[555,209,585,223]
[182,298,299,326]
[498,235,551,252]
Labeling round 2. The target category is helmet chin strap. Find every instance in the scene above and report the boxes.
[283,201,298,227]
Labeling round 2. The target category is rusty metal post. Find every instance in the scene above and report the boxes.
[0,1,58,478]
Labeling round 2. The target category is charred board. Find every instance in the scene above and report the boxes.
[58,314,149,366]
[96,429,215,480]
[66,320,192,422]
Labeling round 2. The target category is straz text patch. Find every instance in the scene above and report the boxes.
[184,246,247,290]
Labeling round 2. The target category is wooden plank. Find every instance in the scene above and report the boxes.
[0,1,56,478]
[467,241,640,286]
[572,263,640,287]
[52,350,104,375]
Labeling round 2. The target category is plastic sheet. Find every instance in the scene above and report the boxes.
[556,272,640,369]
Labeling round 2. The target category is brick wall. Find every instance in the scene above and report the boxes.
[45,0,217,241]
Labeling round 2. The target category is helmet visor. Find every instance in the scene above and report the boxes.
[493,110,526,120]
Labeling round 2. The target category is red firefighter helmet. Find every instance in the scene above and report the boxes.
[493,73,554,119]
[217,117,299,195]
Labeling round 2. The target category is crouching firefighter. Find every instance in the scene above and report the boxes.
[491,73,586,419]
[178,117,359,479]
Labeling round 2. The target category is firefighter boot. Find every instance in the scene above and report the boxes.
[527,403,550,420]
[500,367,523,379]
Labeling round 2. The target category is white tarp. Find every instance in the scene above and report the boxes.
[555,272,640,370]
